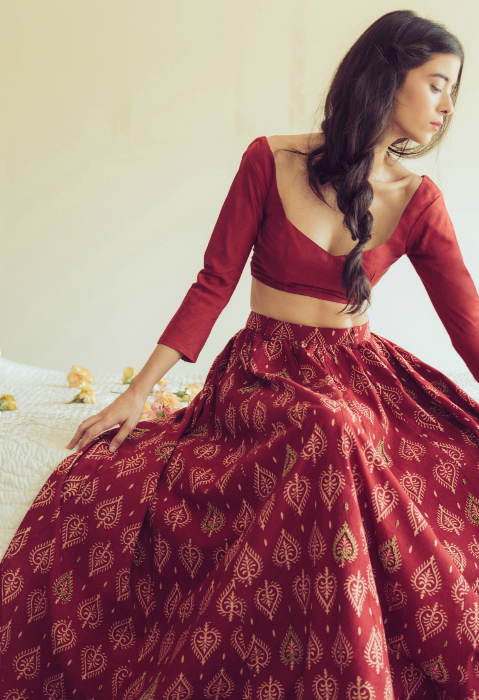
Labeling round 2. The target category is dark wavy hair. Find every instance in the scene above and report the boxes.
[283,10,464,314]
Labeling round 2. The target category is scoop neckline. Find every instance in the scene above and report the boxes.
[261,135,427,259]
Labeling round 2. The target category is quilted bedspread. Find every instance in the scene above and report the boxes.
[1,355,479,559]
[0,357,206,558]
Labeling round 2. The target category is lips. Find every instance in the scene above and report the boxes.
[430,122,443,127]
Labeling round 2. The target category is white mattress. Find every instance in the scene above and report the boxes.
[2,355,479,559]
[0,356,206,558]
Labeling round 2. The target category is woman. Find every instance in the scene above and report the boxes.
[1,9,477,700]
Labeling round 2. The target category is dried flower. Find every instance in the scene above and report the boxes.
[0,394,17,411]
[67,366,94,388]
[122,367,139,385]
[68,381,96,404]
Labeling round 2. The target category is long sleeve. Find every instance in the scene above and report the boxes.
[158,138,269,363]
[406,193,479,382]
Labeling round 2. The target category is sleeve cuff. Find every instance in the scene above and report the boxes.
[157,337,198,364]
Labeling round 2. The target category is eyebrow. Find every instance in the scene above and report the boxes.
[427,72,457,87]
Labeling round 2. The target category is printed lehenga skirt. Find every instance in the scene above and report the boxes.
[2,311,479,700]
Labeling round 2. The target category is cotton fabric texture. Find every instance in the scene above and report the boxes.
[3,312,479,699]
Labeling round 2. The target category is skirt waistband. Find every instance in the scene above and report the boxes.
[245,311,371,349]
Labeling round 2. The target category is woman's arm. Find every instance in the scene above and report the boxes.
[406,193,479,382]
[66,136,270,452]
[65,343,182,452]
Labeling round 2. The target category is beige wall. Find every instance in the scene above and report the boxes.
[1,0,478,378]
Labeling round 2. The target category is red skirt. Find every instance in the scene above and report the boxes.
[2,311,479,700]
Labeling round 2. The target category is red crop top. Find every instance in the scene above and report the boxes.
[158,135,479,382]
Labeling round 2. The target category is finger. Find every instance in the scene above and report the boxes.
[108,422,135,453]
[77,419,112,452]
[66,413,105,449]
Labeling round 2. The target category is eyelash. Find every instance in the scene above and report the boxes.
[431,86,441,93]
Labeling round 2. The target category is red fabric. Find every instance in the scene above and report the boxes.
[158,137,479,381]
[3,310,479,698]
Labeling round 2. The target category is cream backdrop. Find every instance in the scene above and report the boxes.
[0,0,478,379]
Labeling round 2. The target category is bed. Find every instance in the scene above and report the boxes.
[0,356,206,558]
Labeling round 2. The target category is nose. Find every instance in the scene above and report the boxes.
[441,93,454,117]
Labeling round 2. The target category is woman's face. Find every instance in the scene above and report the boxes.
[390,53,461,145]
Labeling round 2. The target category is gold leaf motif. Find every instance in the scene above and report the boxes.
[253,463,277,500]
[254,579,282,621]
[332,624,353,674]
[378,535,402,573]
[13,645,41,680]
[164,582,181,623]
[234,543,263,586]
[284,473,311,516]
[88,541,114,577]
[318,465,345,512]
[280,624,303,670]
[421,654,449,683]
[136,575,156,617]
[202,502,225,536]
[77,594,103,629]
[371,481,398,523]
[306,625,323,670]
[292,569,311,615]
[384,580,407,611]
[332,523,358,568]
[163,672,194,700]
[246,634,271,676]
[53,570,73,604]
[273,529,301,570]
[437,504,465,535]
[411,556,442,599]
[51,619,77,655]
[400,663,425,698]
[4,527,31,559]
[415,602,448,642]
[256,676,284,699]
[346,675,376,700]
[190,621,221,665]
[301,424,328,465]
[308,520,326,566]
[344,570,367,617]
[283,444,298,478]
[314,566,337,614]
[217,579,246,622]
[400,471,426,504]
[398,438,426,462]
[204,669,235,698]
[27,588,48,624]
[312,668,338,700]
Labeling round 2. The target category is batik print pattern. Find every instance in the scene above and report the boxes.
[2,311,479,699]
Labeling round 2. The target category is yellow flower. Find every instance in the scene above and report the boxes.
[161,392,180,410]
[141,401,152,420]
[190,382,203,400]
[0,394,17,411]
[67,365,94,387]
[123,367,138,385]
[67,381,95,404]
[177,383,202,404]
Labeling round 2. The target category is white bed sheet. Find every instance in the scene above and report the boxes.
[0,357,206,558]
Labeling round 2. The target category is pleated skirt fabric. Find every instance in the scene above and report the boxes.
[2,311,479,700]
